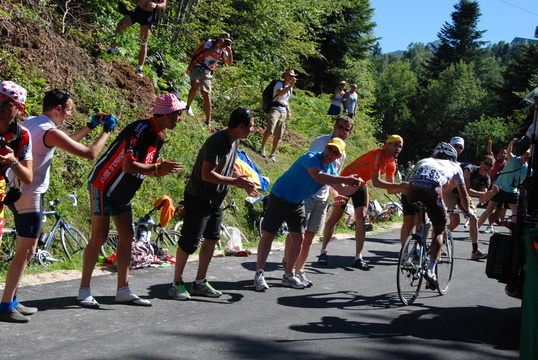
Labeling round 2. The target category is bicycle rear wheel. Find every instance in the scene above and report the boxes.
[397,234,424,305]
[100,230,119,258]
[61,224,88,260]
[436,229,454,295]
[158,229,180,248]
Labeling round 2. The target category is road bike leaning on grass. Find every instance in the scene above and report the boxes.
[34,193,88,266]
[396,201,465,305]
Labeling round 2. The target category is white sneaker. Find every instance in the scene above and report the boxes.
[484,225,495,234]
[187,107,195,117]
[281,273,306,289]
[254,270,269,292]
[297,270,313,287]
[259,148,266,157]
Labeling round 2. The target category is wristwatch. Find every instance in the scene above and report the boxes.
[9,160,19,169]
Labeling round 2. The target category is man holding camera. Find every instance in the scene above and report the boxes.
[1,88,113,323]
[185,32,233,126]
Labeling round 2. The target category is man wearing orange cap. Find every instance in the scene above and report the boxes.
[318,135,408,270]
[77,93,186,309]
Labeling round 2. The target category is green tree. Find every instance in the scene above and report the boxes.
[301,0,377,94]
[413,61,486,159]
[496,44,538,118]
[425,0,486,79]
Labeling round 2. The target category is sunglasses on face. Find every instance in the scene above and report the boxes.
[326,146,341,156]
[483,162,494,167]
[453,145,463,150]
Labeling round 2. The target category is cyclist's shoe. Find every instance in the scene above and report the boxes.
[186,106,195,117]
[297,270,313,287]
[168,282,191,301]
[259,148,266,157]
[484,225,495,234]
[254,270,269,292]
[352,258,370,270]
[317,252,328,265]
[190,280,222,298]
[424,270,439,290]
[471,248,488,260]
[0,308,29,323]
[135,68,143,77]
[269,154,277,162]
[14,304,37,316]
[281,273,306,289]
[76,296,100,309]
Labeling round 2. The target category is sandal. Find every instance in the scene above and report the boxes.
[115,297,152,307]
[76,296,100,309]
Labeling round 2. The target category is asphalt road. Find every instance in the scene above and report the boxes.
[0,219,521,359]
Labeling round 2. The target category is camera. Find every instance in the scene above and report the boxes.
[223,39,231,46]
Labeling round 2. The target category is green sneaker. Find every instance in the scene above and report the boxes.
[168,282,191,301]
[190,280,222,298]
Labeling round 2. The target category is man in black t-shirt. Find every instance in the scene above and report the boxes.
[444,155,499,260]
[168,107,258,301]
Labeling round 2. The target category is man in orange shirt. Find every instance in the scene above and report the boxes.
[317,135,408,269]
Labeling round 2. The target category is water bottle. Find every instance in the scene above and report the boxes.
[38,232,48,246]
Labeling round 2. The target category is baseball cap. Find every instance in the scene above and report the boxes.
[450,136,465,149]
[0,80,27,110]
[387,134,404,144]
[327,137,346,155]
[152,93,187,115]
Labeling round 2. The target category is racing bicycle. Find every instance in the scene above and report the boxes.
[396,201,464,305]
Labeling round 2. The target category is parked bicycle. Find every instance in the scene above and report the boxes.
[103,201,181,258]
[396,201,464,305]
[33,193,88,266]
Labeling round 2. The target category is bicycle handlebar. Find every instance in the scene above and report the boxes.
[50,193,78,207]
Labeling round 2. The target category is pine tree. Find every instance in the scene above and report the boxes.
[425,0,486,79]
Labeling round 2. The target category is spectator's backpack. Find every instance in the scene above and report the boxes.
[261,79,281,114]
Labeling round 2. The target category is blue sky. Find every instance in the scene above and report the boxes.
[369,0,538,53]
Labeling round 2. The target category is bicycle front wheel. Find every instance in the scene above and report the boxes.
[101,230,119,258]
[436,229,454,295]
[397,235,424,305]
[61,224,88,260]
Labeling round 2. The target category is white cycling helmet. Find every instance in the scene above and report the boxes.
[433,142,458,161]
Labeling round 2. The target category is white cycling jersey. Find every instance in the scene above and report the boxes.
[409,157,464,187]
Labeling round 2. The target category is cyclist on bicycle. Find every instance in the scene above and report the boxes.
[406,142,474,290]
